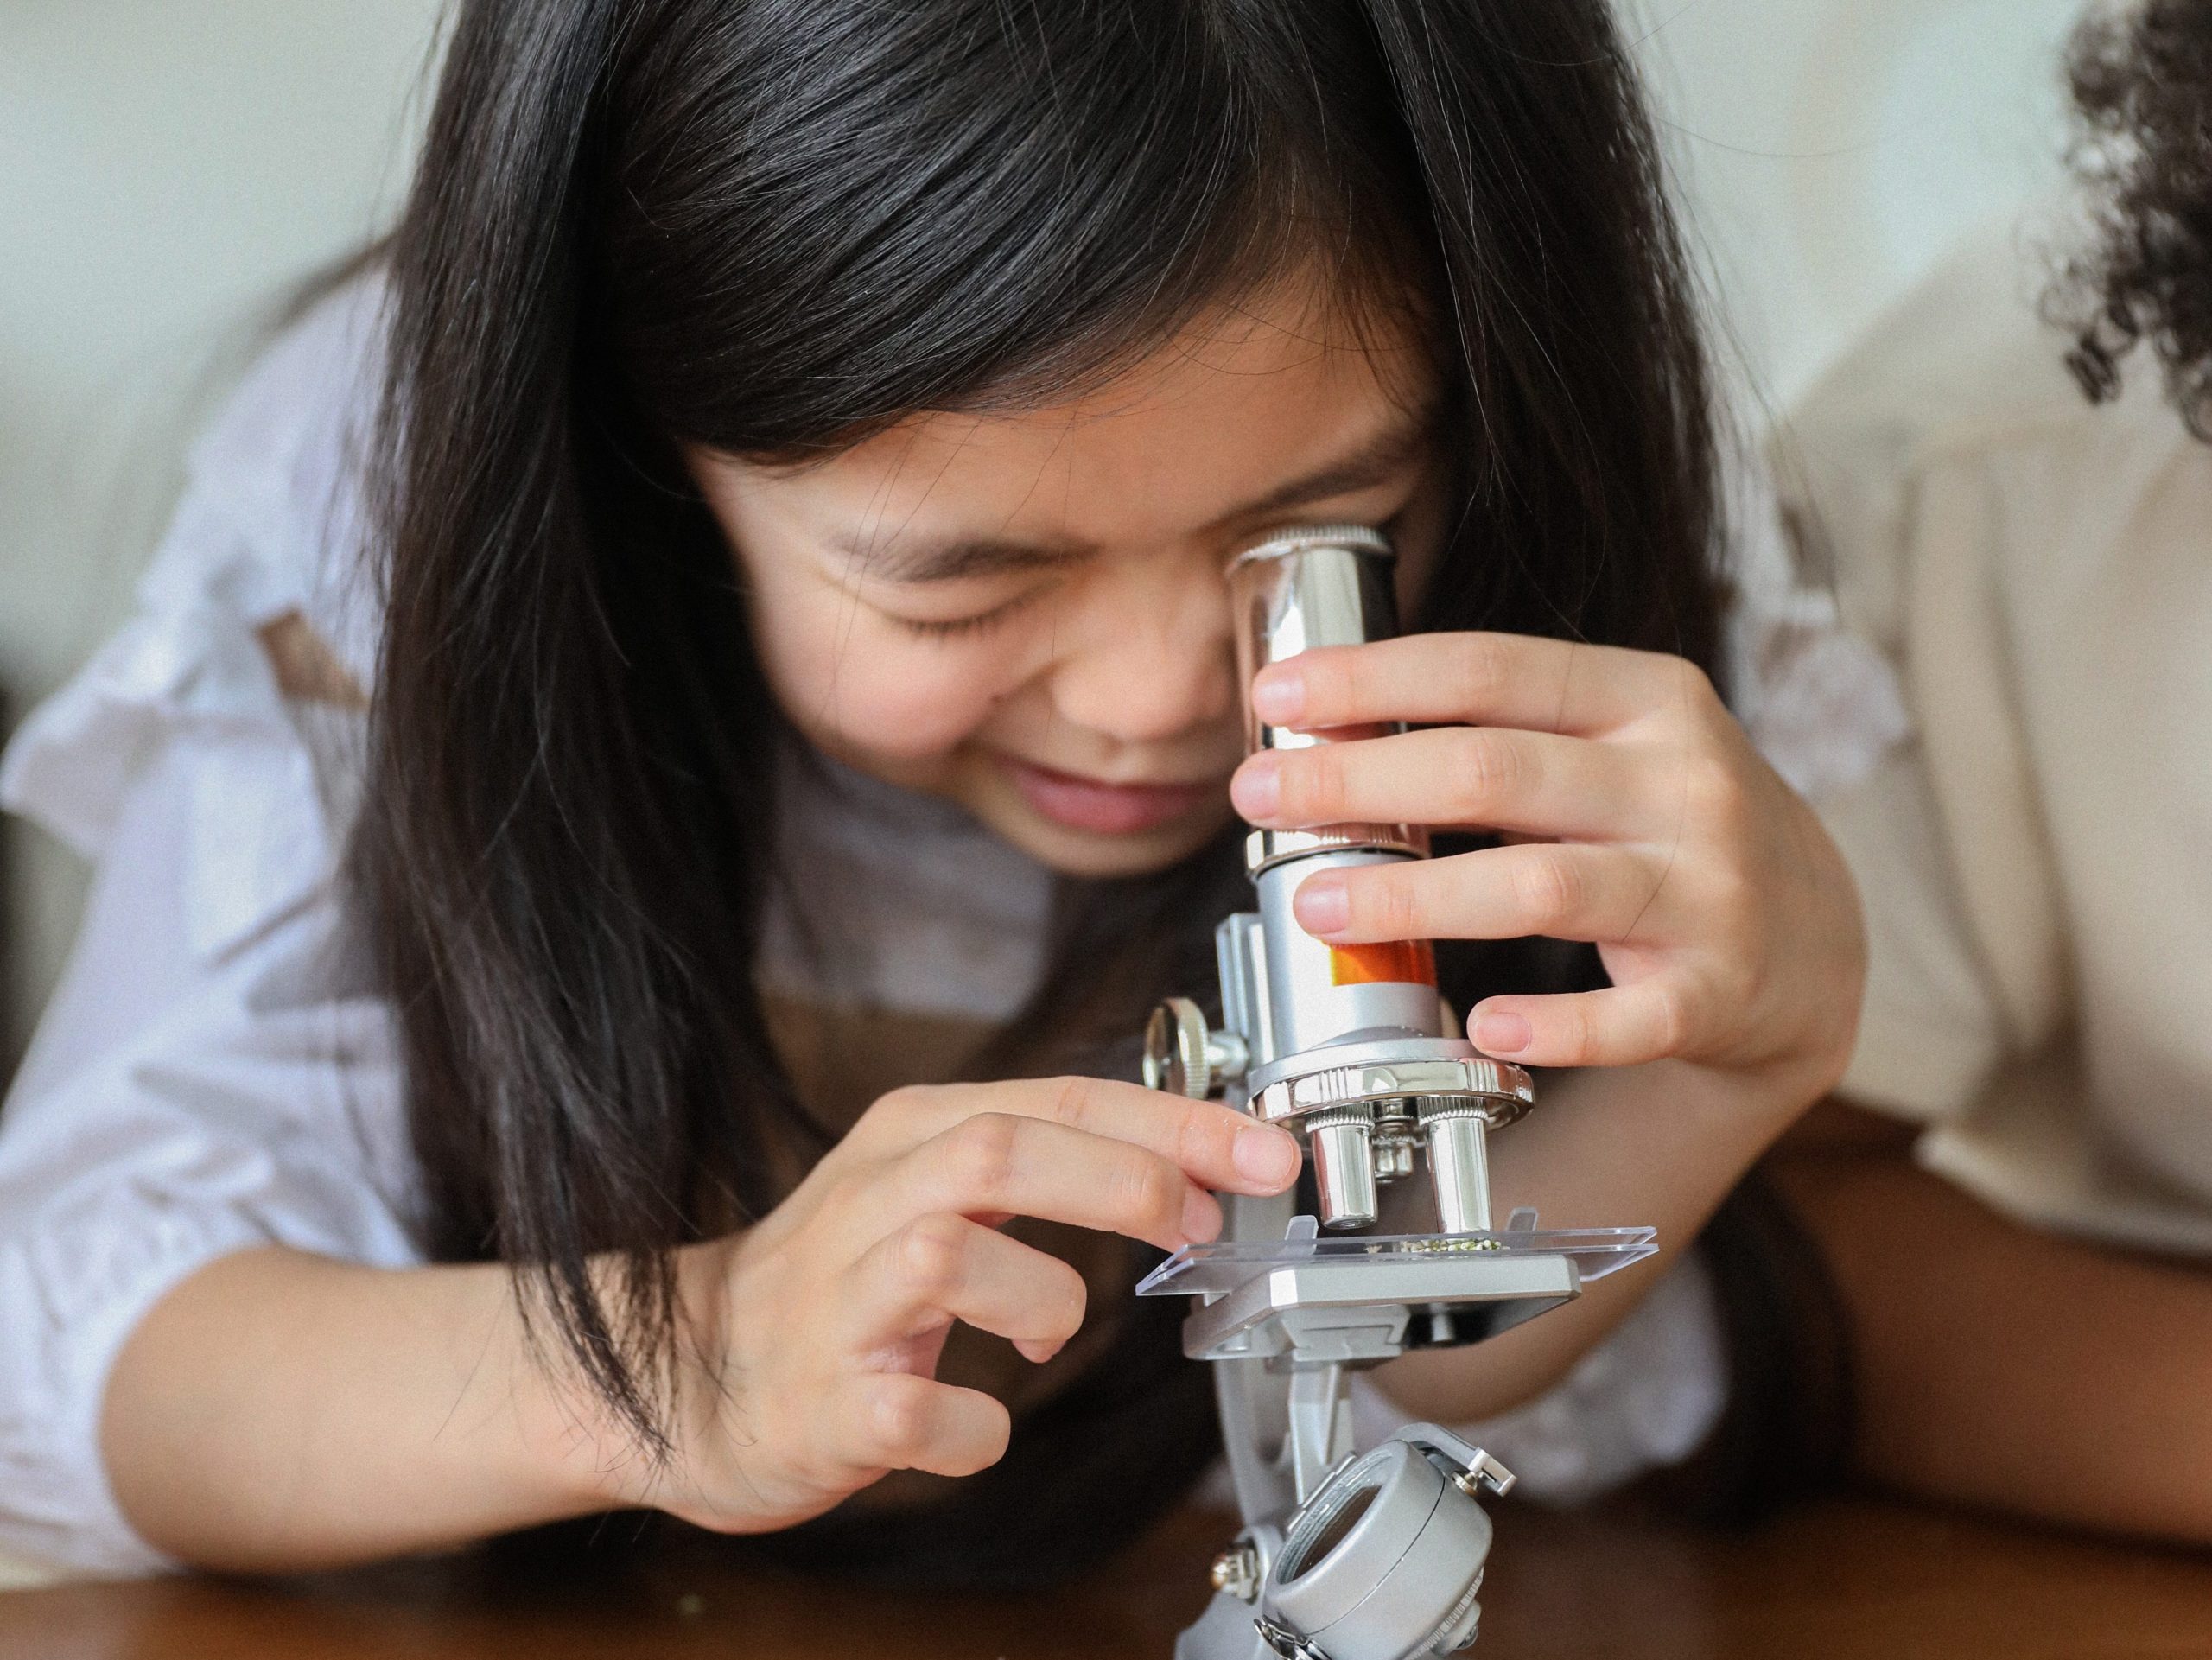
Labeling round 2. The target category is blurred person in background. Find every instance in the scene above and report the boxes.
[1775,0,2212,1544]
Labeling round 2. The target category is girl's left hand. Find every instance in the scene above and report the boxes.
[1229,633,1864,1097]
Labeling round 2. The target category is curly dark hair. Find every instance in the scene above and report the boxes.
[2056,0,2212,436]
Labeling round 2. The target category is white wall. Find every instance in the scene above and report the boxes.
[1625,0,2088,408]
[0,0,2095,1053]
[0,2,446,1055]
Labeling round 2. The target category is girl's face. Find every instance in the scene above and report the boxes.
[691,281,1446,879]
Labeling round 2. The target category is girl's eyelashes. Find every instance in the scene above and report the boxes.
[889,590,1040,640]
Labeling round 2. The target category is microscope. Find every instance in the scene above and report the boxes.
[1138,527,1656,1660]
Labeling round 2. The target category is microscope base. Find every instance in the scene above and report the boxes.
[1146,1217,1656,1659]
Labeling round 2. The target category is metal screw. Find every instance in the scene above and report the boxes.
[1211,1542,1262,1602]
[1370,1104,1419,1182]
[1450,1448,1517,1499]
[1143,998,1248,1099]
[1253,1615,1331,1659]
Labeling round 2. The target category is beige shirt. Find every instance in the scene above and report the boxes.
[1783,232,2212,1254]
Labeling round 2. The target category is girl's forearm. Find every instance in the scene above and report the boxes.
[1371,1057,1807,1421]
[101,1246,619,1572]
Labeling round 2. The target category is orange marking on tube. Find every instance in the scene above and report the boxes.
[1329,939,1437,988]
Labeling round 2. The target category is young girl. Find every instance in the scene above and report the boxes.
[0,1,1872,1581]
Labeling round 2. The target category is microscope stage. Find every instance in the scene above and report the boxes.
[1138,1219,1658,1365]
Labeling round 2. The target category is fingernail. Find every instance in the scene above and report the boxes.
[1182,1187,1224,1243]
[1234,1124,1300,1188]
[1230,754,1281,819]
[1471,1009,1532,1056]
[1294,875,1350,937]
[1250,668,1306,725]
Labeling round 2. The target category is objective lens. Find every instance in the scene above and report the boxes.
[1421,1104,1494,1235]
[1309,1110,1379,1229]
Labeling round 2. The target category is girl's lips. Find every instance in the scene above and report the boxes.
[998,756,1223,836]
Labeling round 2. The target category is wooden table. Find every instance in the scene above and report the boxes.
[5,1495,2210,1659]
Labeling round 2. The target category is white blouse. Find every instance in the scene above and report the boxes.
[0,283,1907,1579]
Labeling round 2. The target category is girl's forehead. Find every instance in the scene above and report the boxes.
[771,283,1438,550]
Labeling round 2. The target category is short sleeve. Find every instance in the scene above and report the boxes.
[1774,279,2071,1123]
[1817,745,2018,1120]
[1780,444,2018,1123]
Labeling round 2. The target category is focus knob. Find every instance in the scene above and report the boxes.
[1142,997,1247,1099]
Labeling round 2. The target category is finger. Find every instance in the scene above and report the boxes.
[846,1213,1089,1364]
[1234,724,1644,840]
[893,1112,1228,1253]
[1290,843,1684,948]
[854,1076,1300,1199]
[838,1371,1011,1479]
[1249,634,1718,738]
[1467,978,1703,1070]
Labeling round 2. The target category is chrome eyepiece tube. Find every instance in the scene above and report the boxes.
[1229,523,1401,762]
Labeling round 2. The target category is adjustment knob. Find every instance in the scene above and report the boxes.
[1142,998,1248,1099]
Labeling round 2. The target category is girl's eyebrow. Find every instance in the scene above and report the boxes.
[833,531,1102,584]
[838,399,1440,586]
[1219,398,1440,526]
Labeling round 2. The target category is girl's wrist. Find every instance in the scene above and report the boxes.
[461,1251,705,1525]
[511,1234,755,1526]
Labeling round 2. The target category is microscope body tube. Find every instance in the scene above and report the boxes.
[1250,850,1443,1055]
[1250,848,1442,1231]
[1231,527,1397,754]
[1230,528,1433,1035]
[1227,528,1495,1234]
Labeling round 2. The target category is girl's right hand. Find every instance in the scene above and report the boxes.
[591,1076,1301,1533]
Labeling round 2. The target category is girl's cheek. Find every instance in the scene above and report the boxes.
[769,603,1020,760]
[839,656,1005,759]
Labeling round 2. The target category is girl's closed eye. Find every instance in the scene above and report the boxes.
[885,505,1412,645]
[889,589,1042,640]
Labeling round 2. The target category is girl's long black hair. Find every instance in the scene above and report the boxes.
[359,0,1726,1570]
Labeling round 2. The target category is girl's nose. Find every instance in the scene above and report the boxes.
[1049,571,1236,745]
